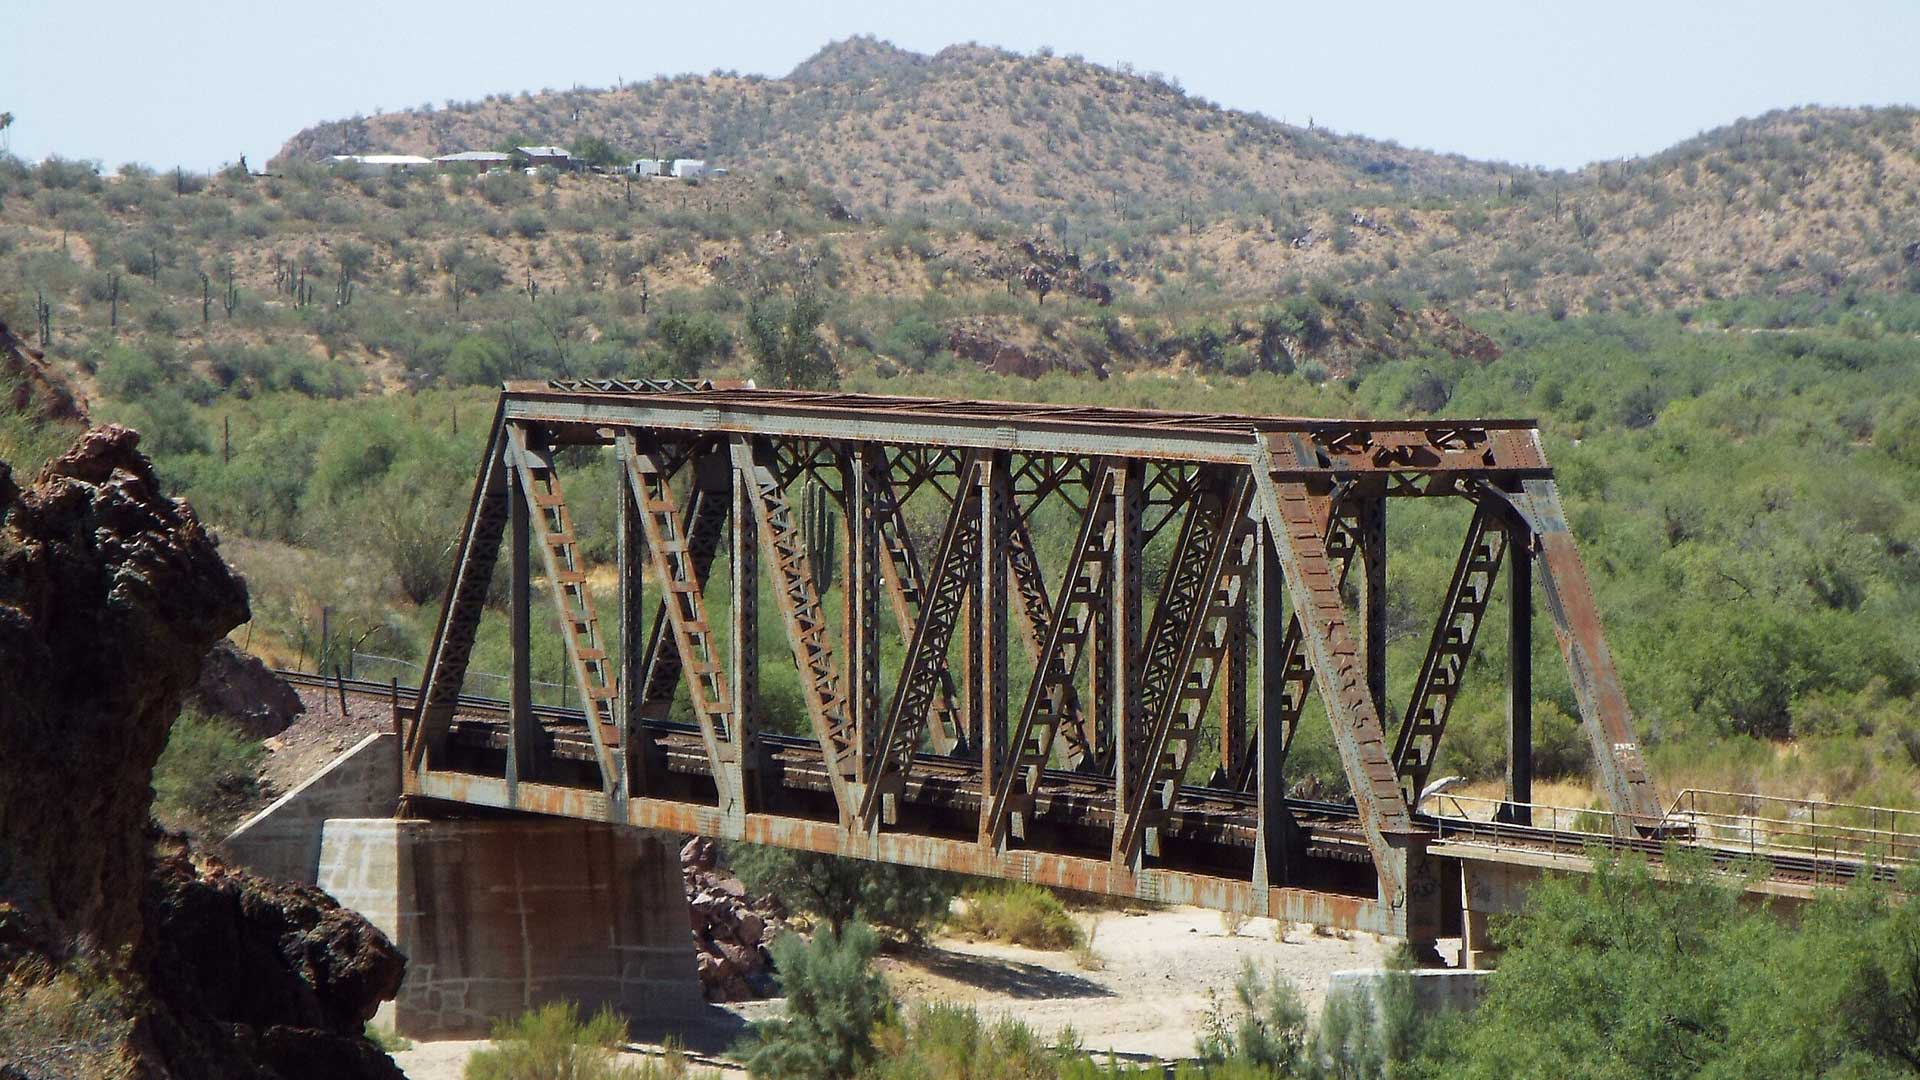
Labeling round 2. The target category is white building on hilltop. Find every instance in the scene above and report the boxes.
[330,154,433,173]
[435,151,513,171]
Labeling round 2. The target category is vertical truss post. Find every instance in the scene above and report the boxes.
[971,454,1012,837]
[1219,604,1248,786]
[1252,518,1299,892]
[1501,476,1661,826]
[508,441,537,789]
[1504,514,1534,825]
[732,435,859,824]
[1352,496,1389,724]
[616,436,647,796]
[732,455,761,810]
[508,423,625,818]
[1104,461,1144,798]
[843,446,882,779]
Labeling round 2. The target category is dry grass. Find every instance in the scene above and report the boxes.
[0,958,137,1080]
[950,884,1083,950]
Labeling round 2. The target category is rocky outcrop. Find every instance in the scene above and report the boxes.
[0,425,247,952]
[681,837,784,1002]
[0,425,403,1079]
[188,640,305,740]
[135,835,406,1079]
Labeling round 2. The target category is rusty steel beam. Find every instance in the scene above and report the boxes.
[409,405,510,772]
[625,443,745,816]
[842,446,883,781]
[984,465,1119,846]
[1256,436,1416,904]
[409,768,1402,934]
[504,383,1552,475]
[862,457,985,826]
[732,434,859,823]
[1496,475,1662,826]
[970,455,1013,835]
[506,424,624,814]
[1391,501,1508,803]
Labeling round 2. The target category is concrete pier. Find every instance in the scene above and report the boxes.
[318,817,700,1038]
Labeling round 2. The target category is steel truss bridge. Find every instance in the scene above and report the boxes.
[399,381,1913,943]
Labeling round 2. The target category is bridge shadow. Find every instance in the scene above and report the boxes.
[624,1004,751,1056]
[911,947,1114,1000]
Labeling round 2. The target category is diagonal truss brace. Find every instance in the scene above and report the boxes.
[733,435,860,823]
[508,424,624,808]
[1493,476,1662,825]
[861,457,985,826]
[984,465,1120,846]
[625,441,745,815]
[410,404,510,773]
[1115,473,1257,863]
[868,459,966,755]
[630,459,731,723]
[1256,438,1415,903]
[1006,513,1096,767]
[1227,497,1360,793]
[1391,499,1508,803]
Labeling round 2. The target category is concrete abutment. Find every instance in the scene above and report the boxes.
[317,817,701,1038]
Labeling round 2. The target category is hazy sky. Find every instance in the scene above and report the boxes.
[5,0,1917,173]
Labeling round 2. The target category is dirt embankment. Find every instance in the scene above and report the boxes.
[0,425,403,1079]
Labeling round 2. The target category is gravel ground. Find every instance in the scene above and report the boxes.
[254,684,395,804]
[389,903,1391,1077]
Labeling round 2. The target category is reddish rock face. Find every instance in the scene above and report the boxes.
[0,425,404,1079]
[0,425,249,952]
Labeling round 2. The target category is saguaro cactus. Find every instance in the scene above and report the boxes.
[801,479,837,595]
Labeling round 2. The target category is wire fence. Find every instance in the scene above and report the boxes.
[295,650,582,709]
[1429,790,1920,877]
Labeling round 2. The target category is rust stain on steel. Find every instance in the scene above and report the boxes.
[413,769,1396,934]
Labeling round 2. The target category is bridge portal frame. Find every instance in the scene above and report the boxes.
[403,380,1659,941]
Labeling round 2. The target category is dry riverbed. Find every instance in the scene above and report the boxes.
[392,903,1390,1077]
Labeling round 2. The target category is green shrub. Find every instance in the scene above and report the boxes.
[742,921,893,1080]
[465,1001,632,1080]
[728,845,955,942]
[151,708,262,837]
[950,885,1081,950]
[870,1001,1075,1080]
[1196,960,1307,1072]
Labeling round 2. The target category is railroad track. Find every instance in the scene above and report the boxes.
[278,668,1903,886]
[274,668,1360,826]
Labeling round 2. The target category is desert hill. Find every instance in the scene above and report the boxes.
[276,37,1518,219]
